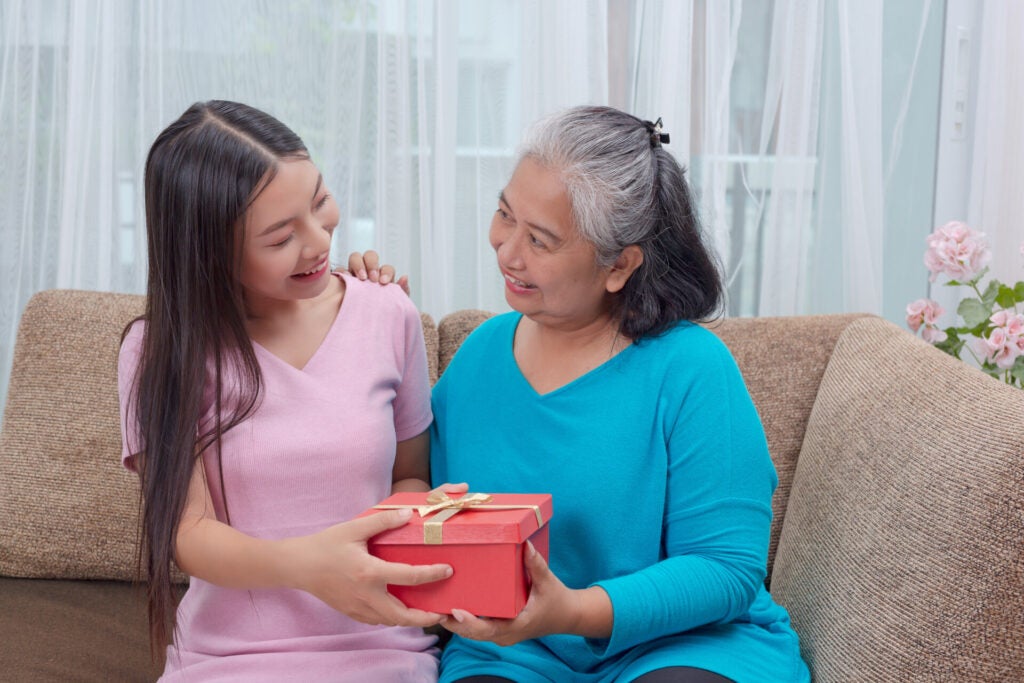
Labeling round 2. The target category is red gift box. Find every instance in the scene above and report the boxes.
[360,492,553,618]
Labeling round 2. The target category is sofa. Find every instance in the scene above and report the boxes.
[1,289,1022,682]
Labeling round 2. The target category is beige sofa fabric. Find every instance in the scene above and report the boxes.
[420,312,440,385]
[0,290,145,580]
[437,309,494,376]
[770,316,1024,681]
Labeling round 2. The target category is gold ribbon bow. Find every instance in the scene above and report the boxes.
[375,491,544,545]
[418,490,494,515]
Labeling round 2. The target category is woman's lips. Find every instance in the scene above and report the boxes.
[503,272,536,294]
[291,258,328,282]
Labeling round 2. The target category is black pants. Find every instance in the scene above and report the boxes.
[454,668,733,683]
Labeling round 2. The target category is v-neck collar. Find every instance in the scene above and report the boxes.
[504,313,636,398]
[250,272,348,373]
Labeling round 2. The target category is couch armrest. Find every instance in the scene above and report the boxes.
[771,316,1024,679]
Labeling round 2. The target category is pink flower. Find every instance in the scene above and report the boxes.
[906,298,947,343]
[906,298,944,332]
[921,325,948,344]
[923,221,991,283]
[970,316,1024,369]
[990,310,1024,336]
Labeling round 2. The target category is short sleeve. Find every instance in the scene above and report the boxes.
[391,293,433,442]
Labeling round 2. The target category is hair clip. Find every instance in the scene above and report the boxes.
[647,117,670,147]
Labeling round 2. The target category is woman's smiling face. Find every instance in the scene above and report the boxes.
[239,158,340,312]
[488,157,618,330]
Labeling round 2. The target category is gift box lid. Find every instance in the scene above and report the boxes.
[365,492,552,545]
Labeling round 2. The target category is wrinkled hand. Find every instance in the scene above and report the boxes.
[296,509,452,627]
[439,540,583,646]
[346,250,410,295]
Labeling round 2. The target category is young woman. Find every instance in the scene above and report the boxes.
[429,106,810,683]
[119,100,449,681]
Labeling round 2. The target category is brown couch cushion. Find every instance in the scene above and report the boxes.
[708,313,869,578]
[0,290,145,580]
[0,577,163,681]
[770,317,1024,680]
[437,309,494,377]
[421,312,440,385]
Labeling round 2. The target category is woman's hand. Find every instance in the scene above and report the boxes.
[290,509,452,627]
[429,481,470,497]
[439,540,613,646]
[346,250,410,295]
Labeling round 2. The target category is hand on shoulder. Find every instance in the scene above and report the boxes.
[343,250,410,295]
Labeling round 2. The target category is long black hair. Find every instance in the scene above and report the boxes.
[124,100,309,652]
[518,105,724,340]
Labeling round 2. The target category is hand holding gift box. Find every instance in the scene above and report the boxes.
[360,490,552,618]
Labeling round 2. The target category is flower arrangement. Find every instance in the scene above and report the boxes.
[906,221,1024,389]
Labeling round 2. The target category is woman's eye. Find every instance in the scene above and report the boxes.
[496,208,511,221]
[529,234,545,248]
[270,234,293,247]
[315,194,330,210]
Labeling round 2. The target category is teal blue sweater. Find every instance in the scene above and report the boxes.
[431,313,808,683]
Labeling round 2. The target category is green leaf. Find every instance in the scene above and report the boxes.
[980,280,1000,307]
[1014,281,1024,303]
[996,284,1017,310]
[958,297,992,328]
[1011,358,1024,387]
[933,334,963,358]
[962,321,992,337]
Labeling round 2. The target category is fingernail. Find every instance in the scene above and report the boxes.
[381,273,391,284]
[370,269,379,280]
[396,508,412,519]
[358,269,367,280]
[444,566,453,578]
[526,540,536,557]
[451,609,466,623]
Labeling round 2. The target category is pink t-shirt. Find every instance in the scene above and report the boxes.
[118,273,437,682]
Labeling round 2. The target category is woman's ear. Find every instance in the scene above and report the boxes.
[605,245,644,293]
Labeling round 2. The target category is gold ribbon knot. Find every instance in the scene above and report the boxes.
[374,491,544,545]
[417,491,493,515]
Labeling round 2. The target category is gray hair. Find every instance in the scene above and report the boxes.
[515,105,723,339]
[517,106,657,268]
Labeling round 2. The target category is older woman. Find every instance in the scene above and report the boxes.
[429,106,809,683]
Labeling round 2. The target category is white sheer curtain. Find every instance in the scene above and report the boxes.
[0,0,611,407]
[967,0,1024,285]
[2,0,1018,410]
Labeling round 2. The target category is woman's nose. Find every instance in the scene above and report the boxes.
[493,225,524,268]
[301,219,332,258]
